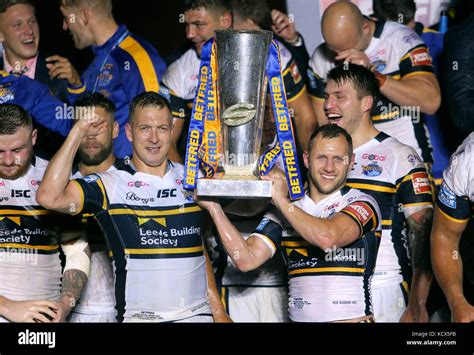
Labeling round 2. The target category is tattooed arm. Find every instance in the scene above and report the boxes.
[400,205,434,322]
[54,237,91,322]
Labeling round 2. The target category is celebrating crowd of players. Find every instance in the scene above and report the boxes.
[0,0,472,323]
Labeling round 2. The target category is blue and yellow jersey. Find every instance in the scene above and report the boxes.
[346,132,434,291]
[308,20,435,163]
[0,156,64,317]
[0,71,71,137]
[72,160,210,322]
[437,132,474,224]
[67,25,167,159]
[252,187,381,322]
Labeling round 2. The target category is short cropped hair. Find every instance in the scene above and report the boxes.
[230,0,272,31]
[0,0,32,14]
[74,92,116,115]
[372,0,416,25]
[0,104,33,135]
[327,63,380,104]
[308,124,353,158]
[60,0,112,17]
[128,92,172,124]
[184,0,231,16]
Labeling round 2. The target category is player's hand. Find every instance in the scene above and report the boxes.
[271,9,299,45]
[49,295,73,323]
[451,299,474,323]
[400,303,429,323]
[335,50,371,68]
[74,109,108,137]
[1,299,58,323]
[193,191,221,213]
[261,168,289,207]
[46,55,82,87]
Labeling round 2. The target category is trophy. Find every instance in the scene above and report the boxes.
[184,30,304,200]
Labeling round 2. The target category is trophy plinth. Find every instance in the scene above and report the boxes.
[197,179,272,199]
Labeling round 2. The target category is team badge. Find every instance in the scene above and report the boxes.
[83,174,100,184]
[411,172,431,195]
[362,163,383,177]
[438,182,456,209]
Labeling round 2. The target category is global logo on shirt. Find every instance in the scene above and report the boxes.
[362,163,383,177]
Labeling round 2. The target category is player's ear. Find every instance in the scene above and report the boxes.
[361,95,373,114]
[220,12,232,29]
[303,151,310,169]
[348,153,355,170]
[112,121,119,139]
[31,128,38,147]
[125,123,133,143]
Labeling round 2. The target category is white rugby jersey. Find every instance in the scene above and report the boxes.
[437,132,474,223]
[347,132,433,290]
[254,187,382,322]
[73,160,210,322]
[68,163,119,318]
[162,41,305,120]
[0,157,62,322]
[309,20,435,163]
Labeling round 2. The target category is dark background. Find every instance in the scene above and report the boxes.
[30,0,287,71]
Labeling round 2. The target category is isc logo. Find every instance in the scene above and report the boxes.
[11,190,31,198]
[157,189,177,198]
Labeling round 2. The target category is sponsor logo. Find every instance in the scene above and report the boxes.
[407,154,420,167]
[83,174,99,184]
[372,59,387,72]
[324,202,340,212]
[289,62,302,84]
[438,182,456,209]
[125,192,155,205]
[0,86,15,103]
[411,172,431,195]
[157,189,177,198]
[256,218,270,231]
[362,163,383,177]
[0,196,9,202]
[30,179,41,187]
[362,153,386,162]
[343,201,374,226]
[11,190,31,198]
[127,181,150,188]
[0,180,5,187]
[409,47,433,67]
[307,69,318,90]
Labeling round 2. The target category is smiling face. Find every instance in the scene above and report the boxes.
[324,78,369,135]
[0,125,36,180]
[126,105,173,172]
[304,135,353,196]
[0,4,39,64]
[60,4,93,49]
[184,7,230,56]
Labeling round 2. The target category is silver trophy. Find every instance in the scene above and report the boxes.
[197,30,273,199]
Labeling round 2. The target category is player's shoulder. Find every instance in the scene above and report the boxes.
[162,47,199,97]
[276,40,293,68]
[165,48,199,77]
[380,20,424,51]
[443,133,474,196]
[31,156,49,175]
[309,43,334,75]
[341,186,382,220]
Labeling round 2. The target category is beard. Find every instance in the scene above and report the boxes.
[308,169,347,196]
[0,151,33,180]
[78,141,113,166]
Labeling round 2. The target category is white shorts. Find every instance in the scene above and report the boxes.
[221,286,289,322]
[67,312,117,323]
[173,314,213,323]
[372,282,408,322]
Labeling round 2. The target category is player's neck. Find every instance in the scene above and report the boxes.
[79,155,115,176]
[131,156,169,177]
[4,50,34,72]
[351,121,379,148]
[93,19,119,47]
[361,19,376,51]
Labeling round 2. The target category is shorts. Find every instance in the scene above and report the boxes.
[372,281,409,322]
[221,285,289,322]
[173,314,213,323]
[67,312,117,323]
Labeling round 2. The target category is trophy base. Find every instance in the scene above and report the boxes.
[197,179,272,199]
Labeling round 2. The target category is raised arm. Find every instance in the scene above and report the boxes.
[37,112,107,214]
[197,198,273,273]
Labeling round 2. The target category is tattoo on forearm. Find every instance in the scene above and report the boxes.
[61,269,88,307]
[407,208,434,272]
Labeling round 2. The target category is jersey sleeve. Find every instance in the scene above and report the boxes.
[278,42,306,102]
[116,37,167,100]
[437,139,473,223]
[307,44,330,99]
[28,78,72,137]
[395,147,434,207]
[71,174,109,215]
[396,27,435,78]
[339,197,381,238]
[162,60,192,120]
[252,209,284,256]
